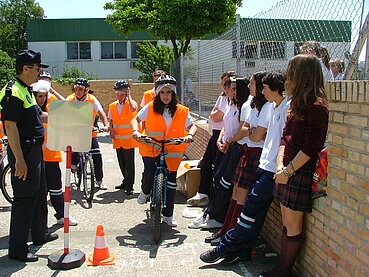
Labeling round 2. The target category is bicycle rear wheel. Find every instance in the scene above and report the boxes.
[83,155,95,202]
[153,171,164,243]
[1,164,13,204]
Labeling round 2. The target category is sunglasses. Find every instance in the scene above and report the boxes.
[28,66,43,72]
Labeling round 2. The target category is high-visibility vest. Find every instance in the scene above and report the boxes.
[43,122,62,162]
[43,93,62,162]
[143,88,155,106]
[139,102,189,171]
[67,93,98,138]
[109,100,139,149]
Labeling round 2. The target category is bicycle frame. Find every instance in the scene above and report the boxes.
[151,145,168,209]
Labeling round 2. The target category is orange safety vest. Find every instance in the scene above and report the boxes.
[67,93,98,138]
[43,93,62,162]
[109,100,139,149]
[143,88,155,106]
[139,102,189,171]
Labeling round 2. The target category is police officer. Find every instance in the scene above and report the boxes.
[0,49,58,262]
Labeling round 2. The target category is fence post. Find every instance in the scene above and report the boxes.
[180,53,184,103]
[236,14,241,76]
[198,40,202,116]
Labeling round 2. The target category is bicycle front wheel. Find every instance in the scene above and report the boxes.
[83,155,95,202]
[1,164,13,204]
[154,171,164,243]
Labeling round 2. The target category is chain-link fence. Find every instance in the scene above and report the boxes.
[171,0,366,119]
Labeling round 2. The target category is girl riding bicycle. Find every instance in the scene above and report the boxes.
[131,75,197,227]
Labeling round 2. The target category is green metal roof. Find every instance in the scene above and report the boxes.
[27,17,351,42]
[237,18,351,42]
[27,18,158,42]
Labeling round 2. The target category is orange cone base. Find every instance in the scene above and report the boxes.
[87,253,115,266]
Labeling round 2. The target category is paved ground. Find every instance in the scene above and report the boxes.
[0,133,278,277]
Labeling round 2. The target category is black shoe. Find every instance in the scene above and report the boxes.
[210,236,222,246]
[199,249,222,263]
[125,189,134,195]
[205,232,221,243]
[219,255,240,266]
[115,184,127,190]
[9,253,38,262]
[33,233,59,246]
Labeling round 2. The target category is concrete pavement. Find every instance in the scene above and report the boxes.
[0,133,278,277]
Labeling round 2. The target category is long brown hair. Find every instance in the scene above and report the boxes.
[153,89,178,117]
[285,54,328,120]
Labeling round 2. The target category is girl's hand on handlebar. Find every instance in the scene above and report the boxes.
[183,135,193,143]
[102,126,109,132]
[132,130,141,141]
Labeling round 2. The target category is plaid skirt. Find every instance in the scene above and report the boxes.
[274,169,314,212]
[232,145,262,190]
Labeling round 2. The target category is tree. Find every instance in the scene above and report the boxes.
[135,41,175,82]
[104,0,242,59]
[0,0,44,58]
[0,49,15,87]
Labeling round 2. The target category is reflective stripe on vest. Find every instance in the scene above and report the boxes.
[109,100,138,149]
[67,93,98,138]
[138,102,189,171]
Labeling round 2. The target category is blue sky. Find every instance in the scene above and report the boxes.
[36,0,280,19]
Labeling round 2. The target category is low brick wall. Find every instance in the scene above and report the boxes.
[187,81,369,277]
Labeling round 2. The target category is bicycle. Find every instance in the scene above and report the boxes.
[140,135,189,243]
[0,138,13,204]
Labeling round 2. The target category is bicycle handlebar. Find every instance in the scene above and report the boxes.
[141,135,193,145]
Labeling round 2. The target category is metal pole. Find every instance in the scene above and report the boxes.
[364,38,369,80]
[198,40,201,116]
[180,54,185,103]
[236,14,241,76]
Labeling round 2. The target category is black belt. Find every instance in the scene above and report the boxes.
[21,138,44,145]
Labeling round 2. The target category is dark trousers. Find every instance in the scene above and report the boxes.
[45,161,64,220]
[116,147,135,190]
[8,144,48,258]
[205,143,242,223]
[72,137,103,181]
[198,129,221,197]
[216,168,275,257]
[141,156,177,217]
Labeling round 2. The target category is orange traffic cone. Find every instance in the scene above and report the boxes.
[87,225,115,266]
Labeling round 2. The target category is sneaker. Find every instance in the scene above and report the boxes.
[200,219,223,229]
[96,180,107,190]
[210,236,222,246]
[188,213,207,229]
[57,216,78,226]
[205,232,221,243]
[137,191,150,204]
[162,216,177,227]
[199,249,222,263]
[71,164,78,173]
[182,207,203,218]
[187,193,209,207]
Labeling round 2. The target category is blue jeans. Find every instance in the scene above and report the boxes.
[216,168,275,257]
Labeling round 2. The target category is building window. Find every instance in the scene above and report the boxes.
[294,43,304,56]
[101,42,127,59]
[67,42,91,60]
[232,41,257,59]
[260,42,286,59]
[130,41,157,59]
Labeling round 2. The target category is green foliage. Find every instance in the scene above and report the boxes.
[105,0,242,59]
[54,66,97,85]
[0,50,15,88]
[135,41,174,82]
[0,0,44,58]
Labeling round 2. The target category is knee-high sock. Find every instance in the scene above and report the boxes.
[228,203,244,231]
[218,199,236,236]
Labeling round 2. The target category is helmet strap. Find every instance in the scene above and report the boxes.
[76,92,87,101]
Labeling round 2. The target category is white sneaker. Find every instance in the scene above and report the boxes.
[187,193,209,207]
[162,216,177,227]
[57,216,78,226]
[188,213,207,229]
[137,191,150,204]
[182,207,203,218]
[200,219,223,229]
[96,180,107,190]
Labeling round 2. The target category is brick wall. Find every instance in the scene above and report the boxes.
[187,81,369,277]
[52,80,153,114]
